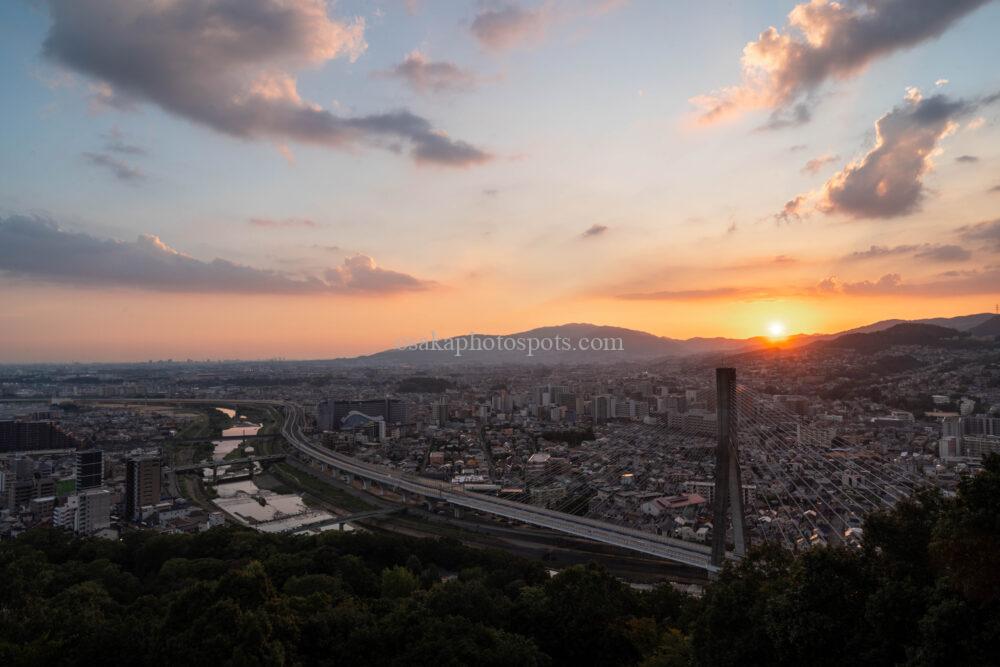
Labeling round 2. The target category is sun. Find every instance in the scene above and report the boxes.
[767,321,787,339]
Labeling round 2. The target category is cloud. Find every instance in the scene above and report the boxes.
[844,243,970,263]
[783,92,984,220]
[42,0,490,167]
[801,153,839,175]
[844,244,919,261]
[378,51,480,94]
[967,116,987,130]
[102,128,145,156]
[914,244,972,262]
[955,154,979,163]
[249,217,319,229]
[691,0,989,126]
[990,184,1000,193]
[468,1,623,52]
[617,286,770,301]
[0,215,431,295]
[817,269,1000,297]
[324,254,427,293]
[82,151,145,183]
[581,223,609,239]
[470,3,549,51]
[958,218,1000,251]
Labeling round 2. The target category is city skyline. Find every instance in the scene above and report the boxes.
[2,0,1000,362]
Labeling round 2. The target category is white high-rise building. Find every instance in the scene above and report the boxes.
[54,488,112,534]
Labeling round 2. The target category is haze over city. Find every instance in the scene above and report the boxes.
[2,0,999,362]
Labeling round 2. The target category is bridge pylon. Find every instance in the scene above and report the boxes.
[711,367,748,567]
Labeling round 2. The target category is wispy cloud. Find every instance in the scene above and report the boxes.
[248,217,319,229]
[618,286,770,301]
[801,153,839,175]
[0,215,433,295]
[378,51,482,94]
[82,151,145,183]
[958,218,1000,251]
[844,243,971,263]
[581,223,609,239]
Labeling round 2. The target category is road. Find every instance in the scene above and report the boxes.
[277,402,719,572]
[71,396,723,572]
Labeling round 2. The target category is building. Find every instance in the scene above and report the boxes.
[317,398,406,431]
[0,421,79,453]
[75,449,104,491]
[593,395,616,421]
[431,401,449,426]
[54,489,112,534]
[125,456,162,522]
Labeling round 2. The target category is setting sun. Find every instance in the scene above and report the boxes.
[767,321,787,339]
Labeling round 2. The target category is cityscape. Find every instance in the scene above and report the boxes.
[2,0,1000,665]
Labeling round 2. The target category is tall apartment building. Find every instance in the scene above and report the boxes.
[124,456,161,522]
[75,449,104,491]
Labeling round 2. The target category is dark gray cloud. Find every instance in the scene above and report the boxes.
[378,51,480,94]
[82,152,145,183]
[820,93,971,218]
[991,184,1000,193]
[693,0,990,125]
[0,215,431,295]
[581,224,609,239]
[783,92,991,220]
[958,218,1000,252]
[955,154,979,163]
[43,0,490,167]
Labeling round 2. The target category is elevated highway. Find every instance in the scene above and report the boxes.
[76,397,723,572]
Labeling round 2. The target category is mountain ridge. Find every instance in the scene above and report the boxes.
[333,312,996,365]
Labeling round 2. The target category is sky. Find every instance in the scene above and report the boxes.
[1,0,999,362]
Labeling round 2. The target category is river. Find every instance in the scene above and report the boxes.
[207,407,350,534]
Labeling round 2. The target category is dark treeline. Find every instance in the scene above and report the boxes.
[1,456,999,666]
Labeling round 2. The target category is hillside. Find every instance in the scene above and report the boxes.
[341,323,756,366]
[969,314,1000,337]
[818,322,967,351]
[331,313,996,365]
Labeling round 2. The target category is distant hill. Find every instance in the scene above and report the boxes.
[332,313,997,365]
[837,312,995,335]
[341,323,751,366]
[817,323,967,351]
[969,315,1000,337]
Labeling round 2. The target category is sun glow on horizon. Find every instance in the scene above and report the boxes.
[767,321,787,340]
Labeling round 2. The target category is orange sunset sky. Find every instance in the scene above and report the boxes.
[1,0,999,361]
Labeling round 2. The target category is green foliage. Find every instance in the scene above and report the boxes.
[689,455,1000,666]
[2,457,998,665]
